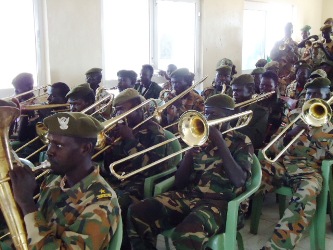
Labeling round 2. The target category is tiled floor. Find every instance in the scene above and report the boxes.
[156,193,333,250]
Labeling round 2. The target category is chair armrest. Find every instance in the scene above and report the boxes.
[154,176,175,196]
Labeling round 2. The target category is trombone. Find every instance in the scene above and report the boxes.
[109,109,253,180]
[5,85,50,103]
[262,96,333,163]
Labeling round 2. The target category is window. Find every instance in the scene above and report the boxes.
[0,0,38,89]
[102,0,200,80]
[242,1,294,70]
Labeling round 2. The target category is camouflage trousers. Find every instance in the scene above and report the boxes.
[127,191,228,250]
[258,161,323,250]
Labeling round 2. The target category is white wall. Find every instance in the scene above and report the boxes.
[322,0,333,24]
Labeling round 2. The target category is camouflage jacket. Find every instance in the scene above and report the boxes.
[186,131,253,201]
[285,80,306,108]
[268,108,333,172]
[24,167,120,249]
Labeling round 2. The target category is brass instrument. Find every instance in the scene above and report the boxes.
[0,106,28,249]
[262,97,333,163]
[5,85,50,104]
[235,91,275,108]
[20,103,70,111]
[109,109,253,180]
[92,76,208,158]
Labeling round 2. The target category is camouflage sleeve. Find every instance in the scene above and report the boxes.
[233,135,254,181]
[23,199,120,250]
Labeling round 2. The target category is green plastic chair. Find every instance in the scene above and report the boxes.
[155,155,262,250]
[143,130,182,198]
[108,217,123,250]
[250,154,333,250]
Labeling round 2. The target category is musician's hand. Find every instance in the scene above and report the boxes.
[184,147,202,159]
[9,165,38,215]
[208,125,223,141]
[114,123,135,140]
[284,124,309,145]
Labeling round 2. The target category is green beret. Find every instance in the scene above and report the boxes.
[304,77,331,89]
[320,24,332,32]
[320,59,333,67]
[170,68,190,78]
[324,18,333,25]
[66,83,94,99]
[216,58,233,70]
[85,68,102,75]
[251,67,265,75]
[264,61,279,70]
[205,94,235,110]
[113,88,141,106]
[300,25,311,32]
[44,112,103,139]
[230,74,255,86]
[310,69,327,78]
[255,59,267,68]
[216,65,232,75]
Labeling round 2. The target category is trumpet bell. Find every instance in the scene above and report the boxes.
[302,98,332,127]
[178,111,208,147]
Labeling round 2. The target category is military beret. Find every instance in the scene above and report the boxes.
[310,69,327,78]
[44,112,103,139]
[304,77,331,89]
[117,69,137,79]
[216,65,232,75]
[85,68,102,75]
[170,68,190,78]
[230,74,255,86]
[66,83,94,99]
[216,58,233,70]
[205,94,235,110]
[255,59,267,68]
[320,59,333,67]
[113,88,142,106]
[251,67,265,75]
[12,73,34,87]
[320,24,332,32]
[300,25,311,32]
[324,18,333,25]
[264,61,279,70]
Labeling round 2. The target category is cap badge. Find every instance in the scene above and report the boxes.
[58,117,69,130]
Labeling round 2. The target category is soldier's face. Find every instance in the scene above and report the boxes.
[86,73,102,86]
[205,106,231,132]
[215,72,231,86]
[232,84,252,103]
[69,98,89,112]
[296,68,310,85]
[171,77,189,95]
[305,88,330,100]
[140,69,153,86]
[47,87,67,104]
[259,77,276,94]
[118,77,133,92]
[115,100,142,127]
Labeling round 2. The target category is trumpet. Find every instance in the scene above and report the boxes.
[262,96,333,163]
[109,109,253,180]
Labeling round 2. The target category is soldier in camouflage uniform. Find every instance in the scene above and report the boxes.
[9,112,120,249]
[259,77,333,250]
[127,94,254,250]
[103,88,169,249]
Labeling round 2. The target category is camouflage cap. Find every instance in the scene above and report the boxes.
[320,59,333,67]
[113,88,141,106]
[85,68,102,75]
[44,112,103,138]
[320,24,332,32]
[216,65,232,75]
[255,59,267,68]
[230,74,255,85]
[324,18,333,25]
[205,94,235,110]
[170,68,190,78]
[264,61,280,70]
[66,83,94,99]
[300,25,311,32]
[251,67,265,75]
[304,77,331,89]
[216,58,233,70]
[310,69,327,78]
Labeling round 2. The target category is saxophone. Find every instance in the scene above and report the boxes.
[0,106,28,249]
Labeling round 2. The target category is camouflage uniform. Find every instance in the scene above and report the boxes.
[24,167,120,249]
[284,80,307,109]
[259,108,333,250]
[127,131,253,250]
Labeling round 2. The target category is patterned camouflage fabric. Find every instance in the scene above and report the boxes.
[259,108,333,249]
[284,80,307,109]
[23,167,120,249]
[127,130,253,250]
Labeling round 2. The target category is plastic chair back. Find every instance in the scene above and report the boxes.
[108,217,123,250]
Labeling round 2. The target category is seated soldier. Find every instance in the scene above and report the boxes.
[231,74,269,150]
[103,88,169,249]
[85,67,103,93]
[255,59,268,68]
[259,77,333,250]
[11,72,35,103]
[9,112,120,249]
[117,69,137,92]
[251,67,266,94]
[159,64,177,91]
[135,64,162,99]
[215,58,238,77]
[319,59,333,86]
[203,65,232,100]
[127,94,253,250]
[66,83,105,122]
[161,68,204,134]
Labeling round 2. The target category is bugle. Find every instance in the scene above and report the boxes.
[109,109,253,180]
[262,96,333,163]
